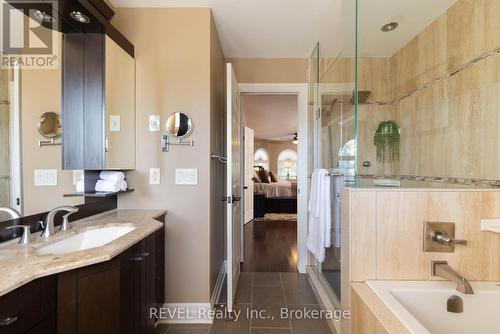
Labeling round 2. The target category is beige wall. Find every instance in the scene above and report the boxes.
[228,58,307,83]
[254,139,297,176]
[20,33,83,216]
[113,7,225,303]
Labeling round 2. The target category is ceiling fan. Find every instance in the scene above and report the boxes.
[271,133,298,144]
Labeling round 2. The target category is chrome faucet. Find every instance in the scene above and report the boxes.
[41,206,79,238]
[0,207,21,220]
[432,261,474,294]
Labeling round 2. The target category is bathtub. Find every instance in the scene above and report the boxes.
[366,280,500,334]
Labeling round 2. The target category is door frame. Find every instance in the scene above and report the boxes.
[9,66,22,214]
[238,83,308,273]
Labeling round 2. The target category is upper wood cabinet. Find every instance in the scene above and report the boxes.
[104,36,135,170]
[62,32,135,171]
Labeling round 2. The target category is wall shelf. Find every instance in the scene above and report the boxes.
[63,189,134,198]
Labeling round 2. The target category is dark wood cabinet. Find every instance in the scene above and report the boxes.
[0,226,164,334]
[0,276,56,334]
[58,227,164,334]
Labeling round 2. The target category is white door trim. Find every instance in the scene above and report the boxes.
[238,83,308,274]
[9,66,22,214]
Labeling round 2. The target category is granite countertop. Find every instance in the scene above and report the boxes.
[0,209,166,297]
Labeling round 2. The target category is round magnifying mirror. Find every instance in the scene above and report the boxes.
[165,112,193,138]
[37,112,62,139]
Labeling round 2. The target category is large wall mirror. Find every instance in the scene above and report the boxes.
[104,35,135,170]
[0,1,84,222]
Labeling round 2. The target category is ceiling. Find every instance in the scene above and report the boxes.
[111,0,456,58]
[241,94,297,141]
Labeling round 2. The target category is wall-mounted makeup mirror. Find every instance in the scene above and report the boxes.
[162,112,194,152]
[38,112,62,138]
[165,112,193,138]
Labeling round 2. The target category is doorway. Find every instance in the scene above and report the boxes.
[238,83,308,274]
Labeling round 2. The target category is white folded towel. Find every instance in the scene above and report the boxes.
[95,179,122,193]
[306,169,331,262]
[99,171,125,182]
[120,180,128,191]
[76,180,84,193]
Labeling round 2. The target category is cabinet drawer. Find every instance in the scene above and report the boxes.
[0,280,42,334]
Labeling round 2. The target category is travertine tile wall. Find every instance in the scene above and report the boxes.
[353,0,500,180]
[343,189,500,282]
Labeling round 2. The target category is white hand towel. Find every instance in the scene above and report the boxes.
[306,169,331,262]
[76,180,84,193]
[95,179,122,193]
[99,171,125,182]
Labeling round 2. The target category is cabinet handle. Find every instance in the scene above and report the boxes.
[0,316,18,326]
[130,256,143,262]
[140,252,150,258]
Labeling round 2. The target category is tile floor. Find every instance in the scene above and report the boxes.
[155,272,334,334]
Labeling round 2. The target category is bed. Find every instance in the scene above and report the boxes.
[253,177,297,217]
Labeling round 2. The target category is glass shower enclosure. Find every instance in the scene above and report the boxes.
[307,0,358,310]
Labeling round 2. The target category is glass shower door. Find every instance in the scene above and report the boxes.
[307,0,358,307]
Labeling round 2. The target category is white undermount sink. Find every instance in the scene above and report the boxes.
[37,225,136,255]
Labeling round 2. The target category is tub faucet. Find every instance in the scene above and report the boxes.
[41,206,79,238]
[432,261,474,294]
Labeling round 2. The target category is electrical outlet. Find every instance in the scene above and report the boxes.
[149,115,160,132]
[149,168,160,185]
[110,115,121,132]
[34,169,58,186]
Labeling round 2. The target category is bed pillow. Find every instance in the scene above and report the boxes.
[253,172,262,183]
[269,171,278,182]
[258,169,271,183]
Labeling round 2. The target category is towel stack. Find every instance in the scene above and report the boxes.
[76,173,85,193]
[95,171,128,193]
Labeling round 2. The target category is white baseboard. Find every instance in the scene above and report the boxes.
[155,303,213,324]
[155,262,226,325]
[211,260,226,308]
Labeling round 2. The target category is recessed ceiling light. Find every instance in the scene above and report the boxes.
[70,11,91,24]
[381,22,398,32]
[33,10,55,23]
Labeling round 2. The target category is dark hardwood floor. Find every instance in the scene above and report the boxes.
[241,219,297,272]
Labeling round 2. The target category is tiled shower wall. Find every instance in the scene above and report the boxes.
[324,0,500,181]
[342,188,500,283]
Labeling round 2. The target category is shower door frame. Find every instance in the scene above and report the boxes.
[238,83,309,273]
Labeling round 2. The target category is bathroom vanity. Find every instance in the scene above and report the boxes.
[0,210,165,334]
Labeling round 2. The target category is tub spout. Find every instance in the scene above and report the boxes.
[432,261,474,294]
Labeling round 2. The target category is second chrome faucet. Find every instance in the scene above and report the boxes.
[41,206,79,238]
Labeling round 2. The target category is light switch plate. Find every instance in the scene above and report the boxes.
[175,168,198,185]
[149,168,160,185]
[72,170,84,185]
[110,115,121,132]
[149,115,160,132]
[34,169,58,186]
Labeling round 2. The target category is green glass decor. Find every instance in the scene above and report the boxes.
[374,121,400,162]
